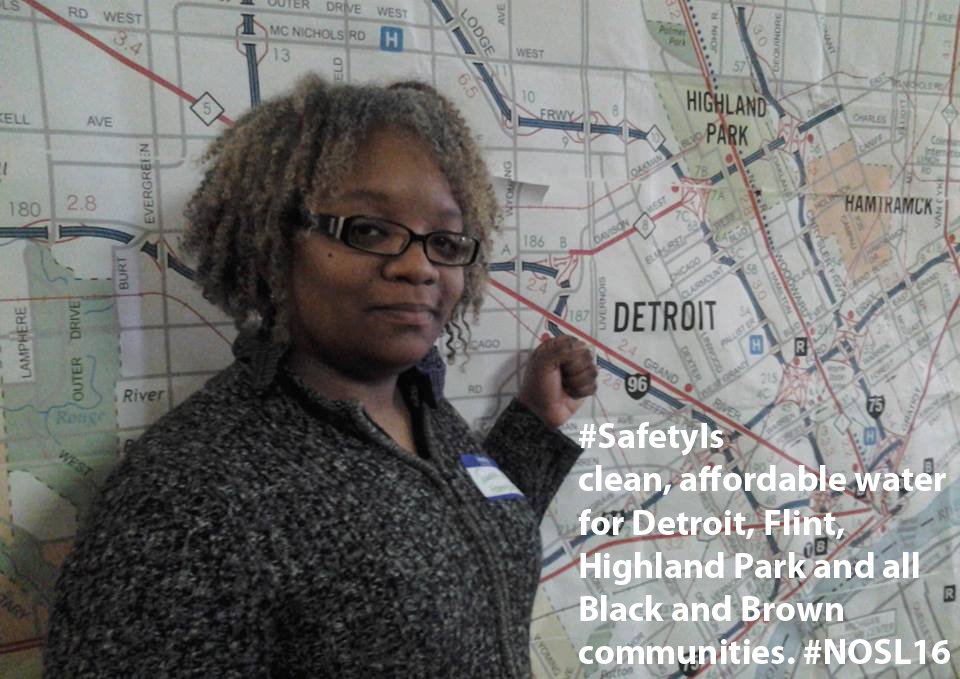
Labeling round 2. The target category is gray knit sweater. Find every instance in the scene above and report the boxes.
[43,332,583,678]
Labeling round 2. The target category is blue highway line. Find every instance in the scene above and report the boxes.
[792,150,807,186]
[742,147,765,166]
[244,44,261,107]
[700,221,720,254]
[767,137,786,151]
[431,0,452,22]
[734,269,767,322]
[868,441,900,471]
[842,339,861,375]
[553,295,568,316]
[854,297,885,333]
[452,27,475,55]
[911,250,950,282]
[518,117,583,132]
[60,225,134,243]
[691,409,721,432]
[473,63,512,120]
[0,227,49,239]
[763,324,777,348]
[792,145,838,307]
[166,254,195,281]
[803,233,819,266]
[597,357,625,377]
[654,386,683,410]
[777,498,810,511]
[591,124,622,135]
[744,401,776,430]
[817,271,836,305]
[887,281,906,298]
[807,428,826,467]
[736,6,786,118]
[521,261,559,277]
[799,104,844,133]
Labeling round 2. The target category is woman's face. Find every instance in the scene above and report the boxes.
[286,125,466,379]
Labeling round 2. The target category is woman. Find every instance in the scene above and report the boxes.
[44,74,597,677]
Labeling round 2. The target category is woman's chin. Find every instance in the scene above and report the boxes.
[365,337,438,371]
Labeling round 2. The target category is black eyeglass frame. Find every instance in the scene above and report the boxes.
[303,212,481,267]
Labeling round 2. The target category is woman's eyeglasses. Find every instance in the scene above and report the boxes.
[302,213,480,267]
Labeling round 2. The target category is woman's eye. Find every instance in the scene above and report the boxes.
[350,221,395,245]
[431,234,460,254]
[354,221,385,236]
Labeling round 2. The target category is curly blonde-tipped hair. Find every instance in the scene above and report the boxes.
[182,73,500,361]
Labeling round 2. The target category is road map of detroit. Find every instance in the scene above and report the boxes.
[2,1,960,676]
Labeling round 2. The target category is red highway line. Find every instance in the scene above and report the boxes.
[16,218,51,229]
[0,636,44,656]
[569,198,686,256]
[22,0,234,126]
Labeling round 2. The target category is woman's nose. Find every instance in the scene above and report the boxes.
[383,237,438,284]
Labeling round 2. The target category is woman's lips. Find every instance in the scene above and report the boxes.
[370,304,438,325]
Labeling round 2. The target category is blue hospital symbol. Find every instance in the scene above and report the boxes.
[380,26,403,51]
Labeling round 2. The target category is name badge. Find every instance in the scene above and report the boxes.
[460,454,525,501]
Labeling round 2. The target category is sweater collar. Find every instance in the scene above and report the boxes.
[231,329,444,408]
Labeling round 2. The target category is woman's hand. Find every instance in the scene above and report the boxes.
[516,335,598,429]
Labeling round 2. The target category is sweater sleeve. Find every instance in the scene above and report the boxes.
[481,397,584,521]
[43,447,280,678]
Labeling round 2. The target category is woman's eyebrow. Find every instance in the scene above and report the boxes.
[436,207,463,219]
[338,188,391,206]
